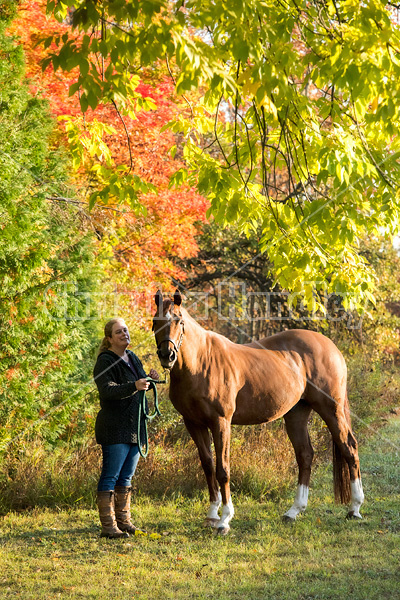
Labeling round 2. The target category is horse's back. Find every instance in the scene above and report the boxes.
[246,328,338,352]
[245,328,347,400]
[247,329,344,364]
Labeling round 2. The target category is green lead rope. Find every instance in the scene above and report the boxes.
[137,377,162,458]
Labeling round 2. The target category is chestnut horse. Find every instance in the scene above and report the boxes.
[152,290,364,534]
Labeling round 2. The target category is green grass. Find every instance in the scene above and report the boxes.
[1,419,399,600]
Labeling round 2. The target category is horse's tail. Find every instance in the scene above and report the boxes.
[332,391,352,504]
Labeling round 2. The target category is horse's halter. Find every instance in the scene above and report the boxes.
[154,313,185,366]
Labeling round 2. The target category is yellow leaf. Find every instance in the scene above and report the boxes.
[257,93,277,117]
[243,80,261,98]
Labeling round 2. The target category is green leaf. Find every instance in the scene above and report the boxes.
[42,0,400,309]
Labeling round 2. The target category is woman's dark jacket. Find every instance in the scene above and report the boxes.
[94,349,147,445]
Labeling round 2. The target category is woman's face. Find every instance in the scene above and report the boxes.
[108,320,130,352]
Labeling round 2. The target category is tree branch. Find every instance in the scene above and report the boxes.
[111,99,134,173]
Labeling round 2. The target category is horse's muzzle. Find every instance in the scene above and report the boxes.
[157,347,177,369]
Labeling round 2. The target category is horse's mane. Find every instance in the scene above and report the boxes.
[162,298,173,311]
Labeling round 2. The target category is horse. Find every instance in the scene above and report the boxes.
[152,289,364,534]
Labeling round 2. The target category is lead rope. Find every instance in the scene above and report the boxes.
[137,377,163,458]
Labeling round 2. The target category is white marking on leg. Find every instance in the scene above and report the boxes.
[206,491,222,521]
[349,478,364,518]
[217,496,234,530]
[283,484,309,520]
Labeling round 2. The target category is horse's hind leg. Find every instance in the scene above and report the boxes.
[310,390,364,519]
[183,418,221,527]
[283,401,314,522]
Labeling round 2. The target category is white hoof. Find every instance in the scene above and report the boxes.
[203,518,220,528]
[214,526,230,536]
[283,484,309,521]
[349,479,364,519]
[205,492,222,526]
[215,497,234,532]
[346,511,362,520]
[282,514,296,523]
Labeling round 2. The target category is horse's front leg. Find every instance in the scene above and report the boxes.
[211,416,234,535]
[183,418,221,527]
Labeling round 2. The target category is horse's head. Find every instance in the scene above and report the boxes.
[152,289,185,370]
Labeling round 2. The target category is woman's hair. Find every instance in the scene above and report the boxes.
[98,318,126,355]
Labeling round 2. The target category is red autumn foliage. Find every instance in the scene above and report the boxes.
[11,0,208,295]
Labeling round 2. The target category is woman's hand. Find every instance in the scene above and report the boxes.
[135,378,150,391]
[148,369,160,380]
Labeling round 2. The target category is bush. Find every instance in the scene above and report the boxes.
[0,5,102,451]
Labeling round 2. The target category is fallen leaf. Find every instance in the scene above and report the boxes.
[134,530,147,537]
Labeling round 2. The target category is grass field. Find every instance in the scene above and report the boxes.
[0,417,399,600]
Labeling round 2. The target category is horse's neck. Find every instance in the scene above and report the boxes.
[176,309,209,372]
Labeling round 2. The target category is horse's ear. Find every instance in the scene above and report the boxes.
[173,289,182,307]
[155,290,163,308]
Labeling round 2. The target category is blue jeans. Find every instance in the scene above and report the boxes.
[97,444,140,491]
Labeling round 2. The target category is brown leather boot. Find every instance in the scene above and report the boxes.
[97,491,129,539]
[114,486,146,534]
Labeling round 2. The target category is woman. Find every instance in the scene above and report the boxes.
[93,318,160,539]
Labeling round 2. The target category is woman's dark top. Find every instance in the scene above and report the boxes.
[94,349,147,446]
